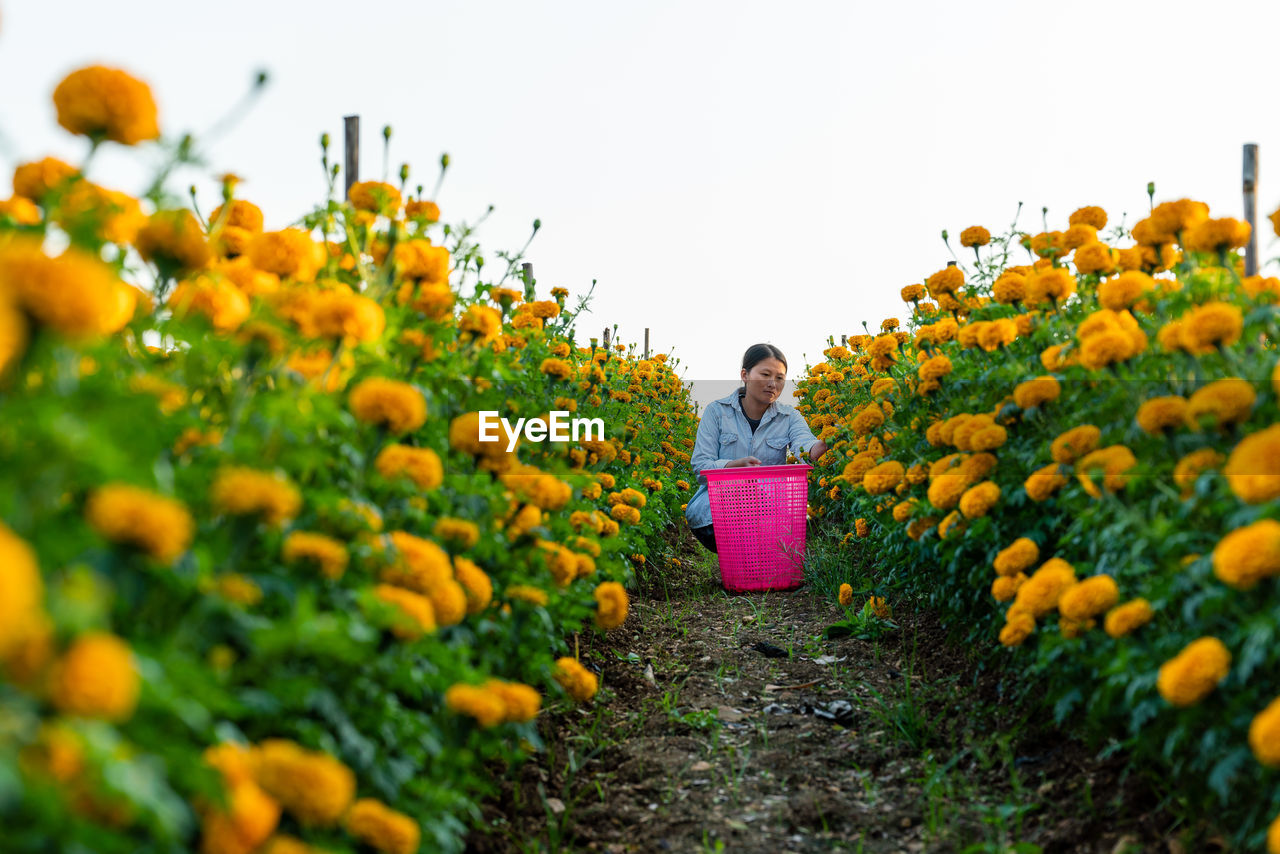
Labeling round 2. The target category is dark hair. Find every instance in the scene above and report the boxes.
[742,343,787,373]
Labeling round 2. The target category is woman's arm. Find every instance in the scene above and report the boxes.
[787,410,828,463]
[690,406,758,475]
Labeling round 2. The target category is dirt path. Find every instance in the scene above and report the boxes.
[475,560,1182,853]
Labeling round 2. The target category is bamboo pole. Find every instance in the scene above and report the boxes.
[344,115,360,199]
[1244,143,1259,277]
[644,328,649,359]
[521,262,534,299]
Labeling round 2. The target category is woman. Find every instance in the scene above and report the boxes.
[685,343,829,553]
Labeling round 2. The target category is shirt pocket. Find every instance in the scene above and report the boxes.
[763,435,790,463]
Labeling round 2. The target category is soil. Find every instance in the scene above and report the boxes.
[471,544,1195,854]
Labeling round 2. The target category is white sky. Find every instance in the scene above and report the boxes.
[3,0,1279,397]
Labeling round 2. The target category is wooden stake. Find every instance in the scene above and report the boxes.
[1244,143,1259,277]
[521,262,534,299]
[603,327,611,347]
[344,115,360,199]
[644,328,650,359]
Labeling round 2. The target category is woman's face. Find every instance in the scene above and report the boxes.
[740,357,786,408]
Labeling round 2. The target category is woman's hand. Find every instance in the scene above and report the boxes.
[808,441,829,462]
[725,456,761,468]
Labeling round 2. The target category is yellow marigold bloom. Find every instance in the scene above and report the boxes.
[1174,448,1225,497]
[976,318,1017,352]
[1077,328,1140,370]
[1039,343,1071,372]
[1098,270,1152,311]
[49,632,139,721]
[427,580,468,627]
[999,611,1035,647]
[539,357,573,380]
[1012,558,1076,618]
[1069,205,1107,230]
[1181,302,1243,351]
[12,156,78,200]
[311,290,385,343]
[1103,598,1153,638]
[1244,275,1280,303]
[253,740,355,827]
[1156,637,1231,707]
[1051,425,1101,464]
[453,557,493,614]
[210,467,301,527]
[1076,445,1138,497]
[554,657,599,702]
[926,472,967,510]
[85,483,194,565]
[502,466,573,510]
[434,517,480,549]
[1024,266,1076,307]
[961,453,997,482]
[169,273,252,332]
[880,317,900,332]
[0,524,44,661]
[348,181,402,215]
[485,680,542,724]
[506,504,542,538]
[838,583,853,607]
[1224,424,1280,503]
[1211,519,1280,590]
[1012,376,1060,410]
[925,266,964,296]
[959,481,1000,518]
[891,500,915,523]
[373,584,437,639]
[938,510,965,540]
[1186,378,1255,430]
[282,532,349,580]
[382,531,453,592]
[0,195,40,226]
[994,538,1039,577]
[991,574,1026,602]
[375,444,442,490]
[1058,575,1118,620]
[594,581,629,629]
[349,378,427,433]
[405,198,440,222]
[459,304,503,344]
[248,229,325,283]
[1062,223,1096,251]
[52,65,159,145]
[1183,217,1251,253]
[862,460,905,495]
[1146,199,1209,243]
[1136,396,1189,435]
[959,226,990,247]
[610,504,642,525]
[901,284,925,302]
[866,596,891,619]
[526,300,561,319]
[445,684,507,727]
[136,209,213,271]
[506,584,549,606]
[988,271,1025,305]
[1248,696,1280,768]
[1073,242,1116,276]
[200,778,282,854]
[394,239,450,284]
[214,573,263,606]
[54,180,147,244]
[0,241,137,337]
[209,200,264,232]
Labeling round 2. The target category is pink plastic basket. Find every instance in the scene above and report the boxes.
[702,463,812,592]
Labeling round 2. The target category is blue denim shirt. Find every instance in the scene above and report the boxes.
[684,388,821,529]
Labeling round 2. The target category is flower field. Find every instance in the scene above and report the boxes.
[0,66,698,852]
[800,201,1280,850]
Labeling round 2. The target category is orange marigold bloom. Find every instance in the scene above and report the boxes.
[1211,519,1280,590]
[210,467,302,527]
[0,524,44,663]
[282,532,349,580]
[1012,376,1060,410]
[1183,217,1251,253]
[960,226,990,247]
[1012,558,1077,618]
[1174,448,1225,497]
[838,583,854,607]
[247,229,325,283]
[85,483,194,565]
[347,181,402,214]
[1058,575,1119,620]
[1248,696,1280,768]
[594,581,629,629]
[993,538,1039,577]
[1076,445,1137,497]
[1063,224,1097,251]
[958,481,1000,518]
[901,284,925,302]
[169,272,252,332]
[209,199,264,232]
[394,239,450,284]
[1186,378,1255,430]
[991,574,1026,602]
[999,611,1035,647]
[406,198,440,221]
[349,378,427,433]
[52,65,159,145]
[12,156,79,200]
[49,632,140,721]
[1103,598,1153,638]
[375,444,443,490]
[1180,301,1243,352]
[1069,206,1107,230]
[1135,396,1188,435]
[1156,637,1231,707]
[1051,425,1101,464]
[1098,271,1152,311]
[862,460,905,495]
[137,209,213,271]
[0,241,137,337]
[373,584,437,639]
[1073,242,1116,276]
[458,304,503,344]
[253,740,355,827]
[453,557,493,614]
[1224,424,1280,503]
[554,657,599,702]
[925,266,964,296]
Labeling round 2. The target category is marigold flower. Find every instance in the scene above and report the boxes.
[1181,302,1243,351]
[253,740,355,827]
[53,65,159,145]
[1051,425,1101,464]
[959,226,990,248]
[1103,598,1153,638]
[1012,376,1060,410]
[506,584,549,607]
[1024,267,1075,306]
[1136,396,1189,435]
[1248,697,1280,768]
[394,239,450,284]
[434,517,479,549]
[1156,637,1231,707]
[349,378,427,433]
[1012,558,1076,618]
[459,304,503,344]
[375,444,442,490]
[282,532,349,580]
[926,266,964,297]
[1076,445,1137,497]
[84,483,194,565]
[1058,575,1118,621]
[209,199,264,232]
[348,181,402,215]
[958,481,1000,518]
[1184,217,1251,253]
[1073,242,1116,276]
[247,229,325,283]
[838,583,853,607]
[452,557,493,615]
[199,778,281,854]
[994,538,1039,577]
[311,290,386,343]
[862,460,905,495]
[1174,448,1225,497]
[991,574,1026,602]
[901,284,925,302]
[1069,206,1107,230]
[405,198,440,222]
[49,632,139,721]
[382,531,453,592]
[136,209,213,271]
[554,657,599,702]
[1098,270,1152,311]
[1186,378,1255,430]
[1223,424,1280,503]
[12,156,79,200]
[210,467,301,527]
[999,612,1035,647]
[1211,519,1280,590]
[594,581,629,629]
[976,318,1017,351]
[0,524,44,661]
[169,273,252,332]
[0,241,137,337]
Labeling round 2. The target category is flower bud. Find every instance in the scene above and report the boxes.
[399,163,410,183]
[321,133,330,150]
[382,124,392,141]
[440,153,451,169]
